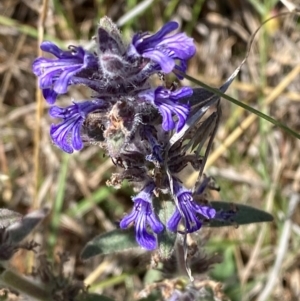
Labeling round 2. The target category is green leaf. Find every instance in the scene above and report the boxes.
[0,15,64,46]
[206,201,273,227]
[48,153,69,253]
[67,187,112,218]
[210,246,236,280]
[156,200,177,259]
[6,207,50,244]
[81,229,139,259]
[77,293,115,301]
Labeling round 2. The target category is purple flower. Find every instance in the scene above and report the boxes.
[120,183,164,250]
[49,100,105,153]
[167,180,216,233]
[127,21,196,74]
[32,41,98,104]
[138,87,191,132]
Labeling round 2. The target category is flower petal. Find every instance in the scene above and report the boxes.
[129,21,195,75]
[119,183,163,250]
[139,87,191,132]
[167,180,216,233]
[32,42,98,103]
[49,100,105,153]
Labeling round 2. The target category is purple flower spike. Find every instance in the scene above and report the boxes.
[128,21,196,74]
[32,41,98,103]
[49,100,105,153]
[120,183,164,250]
[167,180,216,233]
[139,87,192,132]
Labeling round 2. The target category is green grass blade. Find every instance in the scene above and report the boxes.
[47,153,69,253]
[66,186,112,218]
[183,72,300,140]
[0,15,63,46]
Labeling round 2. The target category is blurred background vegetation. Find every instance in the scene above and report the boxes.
[0,0,300,300]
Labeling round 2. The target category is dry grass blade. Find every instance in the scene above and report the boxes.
[257,193,300,301]
[0,34,27,110]
[33,0,49,209]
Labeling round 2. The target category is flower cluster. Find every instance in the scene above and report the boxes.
[33,17,220,250]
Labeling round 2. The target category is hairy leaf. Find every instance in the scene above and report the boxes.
[156,200,177,259]
[81,229,138,259]
[206,201,273,227]
[6,207,49,244]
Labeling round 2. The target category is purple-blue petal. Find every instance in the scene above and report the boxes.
[42,88,58,105]
[147,211,164,234]
[167,180,216,233]
[141,50,175,73]
[72,121,84,150]
[49,106,65,118]
[53,66,80,94]
[136,219,157,250]
[161,33,196,59]
[32,41,98,103]
[133,22,179,49]
[119,210,138,229]
[129,21,195,75]
[49,100,105,153]
[40,41,66,58]
[167,210,181,232]
[160,106,176,131]
[139,87,190,132]
[119,184,164,250]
